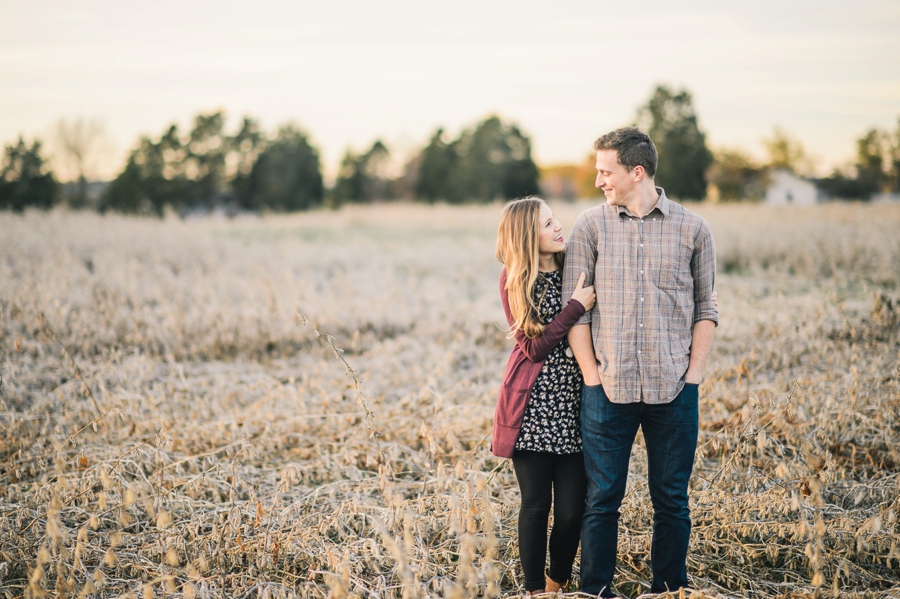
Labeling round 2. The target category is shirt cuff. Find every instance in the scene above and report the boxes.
[693,305,719,327]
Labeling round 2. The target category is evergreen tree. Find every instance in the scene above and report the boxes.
[246,125,323,211]
[332,149,364,206]
[415,129,456,203]
[637,85,712,200]
[332,140,393,204]
[101,125,193,215]
[889,119,900,193]
[0,137,59,211]
[413,116,539,203]
[854,129,888,198]
[183,112,230,208]
[360,140,392,201]
[502,123,542,199]
[230,117,266,208]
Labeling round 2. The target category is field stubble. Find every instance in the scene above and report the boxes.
[0,202,899,599]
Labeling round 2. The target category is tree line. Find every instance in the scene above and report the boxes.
[1,113,541,215]
[101,114,326,215]
[3,87,900,213]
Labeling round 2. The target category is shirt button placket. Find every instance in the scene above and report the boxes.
[638,218,644,374]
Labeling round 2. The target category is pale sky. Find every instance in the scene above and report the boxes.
[2,0,899,181]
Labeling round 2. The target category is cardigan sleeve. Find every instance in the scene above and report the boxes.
[499,269,585,363]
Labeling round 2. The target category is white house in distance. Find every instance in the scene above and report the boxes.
[764,169,820,206]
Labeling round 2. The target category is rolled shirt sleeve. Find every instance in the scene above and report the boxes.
[691,221,719,326]
[562,213,597,326]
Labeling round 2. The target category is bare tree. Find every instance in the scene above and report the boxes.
[762,126,815,176]
[53,118,110,208]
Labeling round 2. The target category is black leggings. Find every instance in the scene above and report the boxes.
[512,450,586,591]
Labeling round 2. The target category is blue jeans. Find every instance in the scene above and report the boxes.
[579,383,699,596]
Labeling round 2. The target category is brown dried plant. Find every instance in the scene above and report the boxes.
[0,202,898,599]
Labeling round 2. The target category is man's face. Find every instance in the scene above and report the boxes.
[595,149,637,207]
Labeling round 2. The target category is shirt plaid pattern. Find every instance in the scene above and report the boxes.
[562,187,718,404]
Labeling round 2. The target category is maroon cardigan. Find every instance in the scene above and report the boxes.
[491,268,586,458]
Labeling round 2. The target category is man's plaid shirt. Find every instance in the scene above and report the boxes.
[562,187,718,404]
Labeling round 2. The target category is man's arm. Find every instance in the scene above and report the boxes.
[563,212,601,384]
[684,320,714,384]
[691,221,718,325]
[569,324,602,385]
[562,212,597,326]
[686,219,718,384]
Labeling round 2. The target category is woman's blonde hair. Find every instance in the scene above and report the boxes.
[496,197,564,338]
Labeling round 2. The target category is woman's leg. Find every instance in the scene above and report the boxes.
[512,450,554,592]
[547,451,587,585]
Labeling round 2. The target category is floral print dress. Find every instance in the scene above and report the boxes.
[514,270,583,454]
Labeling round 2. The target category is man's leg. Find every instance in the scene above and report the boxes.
[642,383,700,593]
[580,384,640,597]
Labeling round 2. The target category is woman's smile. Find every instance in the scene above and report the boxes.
[538,203,566,256]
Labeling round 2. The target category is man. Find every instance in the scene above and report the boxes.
[561,127,718,597]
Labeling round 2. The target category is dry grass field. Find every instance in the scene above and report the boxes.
[1,201,899,599]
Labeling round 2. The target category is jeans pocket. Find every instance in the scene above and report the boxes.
[680,382,700,404]
[582,383,605,397]
[581,384,607,416]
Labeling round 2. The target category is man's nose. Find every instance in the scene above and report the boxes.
[595,174,602,188]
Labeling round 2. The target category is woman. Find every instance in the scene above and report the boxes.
[492,197,595,594]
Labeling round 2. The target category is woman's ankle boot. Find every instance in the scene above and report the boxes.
[544,576,564,592]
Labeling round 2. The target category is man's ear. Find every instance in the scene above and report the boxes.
[632,165,645,182]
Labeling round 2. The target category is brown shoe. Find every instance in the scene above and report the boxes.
[544,576,565,593]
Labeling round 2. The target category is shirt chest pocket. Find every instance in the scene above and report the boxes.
[647,237,693,290]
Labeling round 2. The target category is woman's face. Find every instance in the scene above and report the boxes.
[537,203,565,256]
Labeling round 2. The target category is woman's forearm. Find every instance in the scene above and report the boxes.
[512,299,585,362]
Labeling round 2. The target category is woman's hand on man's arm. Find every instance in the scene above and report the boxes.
[570,272,596,311]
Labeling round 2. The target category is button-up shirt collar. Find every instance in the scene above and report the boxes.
[615,187,671,220]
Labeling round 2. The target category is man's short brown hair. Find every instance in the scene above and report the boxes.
[593,127,658,178]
